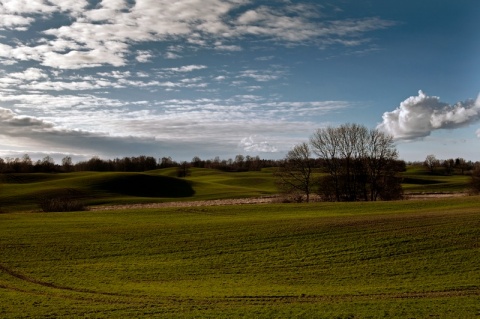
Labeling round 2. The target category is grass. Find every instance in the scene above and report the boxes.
[0,168,278,212]
[0,197,479,318]
[0,165,473,213]
[400,165,471,193]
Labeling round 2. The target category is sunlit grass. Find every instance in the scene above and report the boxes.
[1,197,479,318]
[400,165,470,193]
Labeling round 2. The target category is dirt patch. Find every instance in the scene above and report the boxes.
[88,193,468,211]
[88,196,279,211]
[404,192,468,200]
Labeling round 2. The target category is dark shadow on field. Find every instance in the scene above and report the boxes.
[402,177,442,185]
[94,174,195,198]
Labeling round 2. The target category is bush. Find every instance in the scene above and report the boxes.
[279,193,305,203]
[38,196,86,212]
[37,188,87,212]
[469,167,480,195]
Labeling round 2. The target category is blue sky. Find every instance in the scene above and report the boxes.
[0,0,479,162]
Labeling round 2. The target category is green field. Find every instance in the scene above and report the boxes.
[1,197,479,318]
[0,168,279,212]
[400,166,471,193]
[0,165,472,213]
[0,166,478,317]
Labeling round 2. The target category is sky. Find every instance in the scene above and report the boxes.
[0,0,479,163]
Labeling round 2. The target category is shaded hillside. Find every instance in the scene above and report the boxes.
[93,174,195,197]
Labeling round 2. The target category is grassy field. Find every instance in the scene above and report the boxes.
[0,168,278,212]
[400,166,471,193]
[0,165,472,212]
[0,197,479,318]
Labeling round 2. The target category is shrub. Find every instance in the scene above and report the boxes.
[37,188,87,212]
[469,167,480,195]
[38,196,86,212]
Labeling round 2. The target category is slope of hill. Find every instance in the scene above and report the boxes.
[0,166,472,212]
[0,168,277,212]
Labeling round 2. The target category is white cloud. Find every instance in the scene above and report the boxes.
[1,0,56,15]
[239,135,278,153]
[378,90,480,140]
[0,105,163,156]
[0,93,126,115]
[214,42,242,51]
[42,48,127,69]
[10,67,49,81]
[0,90,349,159]
[0,14,34,30]
[239,69,283,82]
[165,52,182,59]
[97,70,132,79]
[214,75,226,81]
[0,1,395,69]
[165,65,208,72]
[136,50,153,63]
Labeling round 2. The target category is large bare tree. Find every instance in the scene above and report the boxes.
[311,123,402,201]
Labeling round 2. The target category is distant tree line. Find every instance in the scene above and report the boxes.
[422,154,475,175]
[0,154,282,174]
[419,154,480,195]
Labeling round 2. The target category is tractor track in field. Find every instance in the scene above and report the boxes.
[2,261,478,304]
[0,263,129,299]
[224,287,480,303]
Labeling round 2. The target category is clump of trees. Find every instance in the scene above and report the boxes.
[276,123,405,202]
[423,154,474,175]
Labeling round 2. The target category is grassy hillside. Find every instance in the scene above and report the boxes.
[400,165,471,193]
[0,168,278,212]
[0,165,473,212]
[0,197,479,318]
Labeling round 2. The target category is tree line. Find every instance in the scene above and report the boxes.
[0,154,281,174]
[422,154,475,175]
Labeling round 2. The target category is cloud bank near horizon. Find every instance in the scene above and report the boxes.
[378,90,480,140]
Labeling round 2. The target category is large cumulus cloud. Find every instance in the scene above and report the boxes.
[378,91,480,140]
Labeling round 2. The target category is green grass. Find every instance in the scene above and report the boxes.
[1,197,479,318]
[0,165,473,213]
[0,168,278,212]
[400,165,471,193]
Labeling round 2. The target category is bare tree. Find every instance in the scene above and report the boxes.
[311,124,402,201]
[424,154,439,174]
[364,128,400,201]
[177,161,191,178]
[311,124,368,201]
[62,156,73,172]
[275,142,314,202]
[310,126,342,201]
